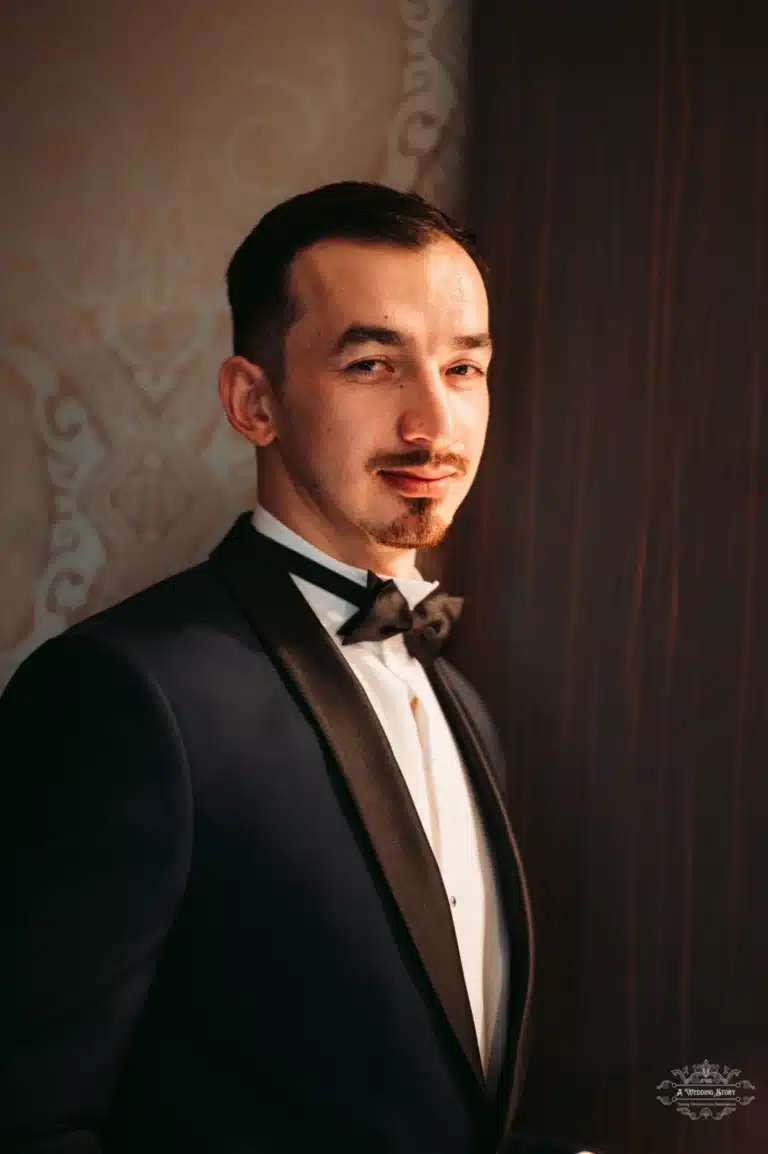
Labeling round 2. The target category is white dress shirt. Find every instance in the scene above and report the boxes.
[251,506,510,1088]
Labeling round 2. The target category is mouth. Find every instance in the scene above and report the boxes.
[378,469,456,497]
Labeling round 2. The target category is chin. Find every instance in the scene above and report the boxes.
[368,504,452,550]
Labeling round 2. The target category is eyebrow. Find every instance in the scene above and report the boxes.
[329,324,493,357]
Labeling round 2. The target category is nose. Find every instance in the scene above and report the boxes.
[397,369,458,452]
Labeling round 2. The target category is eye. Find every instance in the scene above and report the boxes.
[344,358,385,374]
[343,359,484,378]
[448,363,483,377]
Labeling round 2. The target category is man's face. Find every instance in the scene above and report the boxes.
[259,235,491,558]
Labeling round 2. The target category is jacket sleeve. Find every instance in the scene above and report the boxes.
[0,631,192,1154]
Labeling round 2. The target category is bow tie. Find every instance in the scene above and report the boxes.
[251,529,463,664]
[337,572,464,663]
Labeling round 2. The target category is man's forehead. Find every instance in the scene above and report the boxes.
[289,237,488,337]
[291,236,484,300]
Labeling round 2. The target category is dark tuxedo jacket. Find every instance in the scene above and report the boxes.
[1,512,597,1154]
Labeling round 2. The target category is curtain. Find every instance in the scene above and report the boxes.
[446,2,768,1150]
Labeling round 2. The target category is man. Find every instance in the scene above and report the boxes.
[1,182,600,1154]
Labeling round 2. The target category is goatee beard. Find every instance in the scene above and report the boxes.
[367,499,449,550]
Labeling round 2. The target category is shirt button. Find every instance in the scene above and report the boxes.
[450,895,457,907]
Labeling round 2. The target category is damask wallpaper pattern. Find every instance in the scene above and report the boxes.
[0,0,470,688]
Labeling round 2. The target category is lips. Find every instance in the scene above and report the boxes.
[379,470,456,496]
[384,472,454,481]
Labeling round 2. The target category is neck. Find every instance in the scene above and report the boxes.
[256,493,422,581]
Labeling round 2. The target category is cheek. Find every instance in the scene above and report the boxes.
[474,390,491,436]
[295,401,371,476]
[456,393,489,446]
[319,397,378,454]
[286,389,336,447]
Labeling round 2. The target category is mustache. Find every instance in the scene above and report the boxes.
[373,451,466,474]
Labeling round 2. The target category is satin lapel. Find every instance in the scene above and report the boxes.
[426,658,536,1139]
[206,514,485,1091]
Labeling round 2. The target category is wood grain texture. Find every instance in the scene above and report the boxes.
[443,2,768,1150]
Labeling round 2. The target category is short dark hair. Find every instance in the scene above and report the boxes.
[225,180,490,390]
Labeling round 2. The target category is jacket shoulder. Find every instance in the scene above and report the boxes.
[3,553,266,703]
[65,559,220,640]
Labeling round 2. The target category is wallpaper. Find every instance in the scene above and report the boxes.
[0,0,470,688]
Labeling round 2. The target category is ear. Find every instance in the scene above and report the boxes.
[218,355,278,447]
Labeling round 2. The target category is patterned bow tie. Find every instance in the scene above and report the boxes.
[251,529,463,664]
